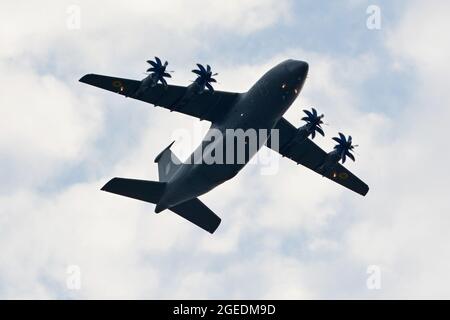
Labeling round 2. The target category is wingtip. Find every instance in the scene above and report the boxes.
[79,73,98,83]
[208,218,222,234]
[79,74,91,83]
[361,185,370,196]
[100,177,118,192]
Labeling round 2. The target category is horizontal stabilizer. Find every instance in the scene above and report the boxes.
[170,198,221,234]
[101,178,166,204]
[101,177,221,233]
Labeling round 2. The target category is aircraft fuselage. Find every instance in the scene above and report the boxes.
[155,60,309,212]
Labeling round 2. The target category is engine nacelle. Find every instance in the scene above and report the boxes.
[280,124,311,153]
[135,57,171,97]
[189,81,206,95]
[317,149,341,175]
[134,74,157,97]
[175,82,206,108]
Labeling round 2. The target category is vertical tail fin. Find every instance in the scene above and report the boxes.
[154,141,182,182]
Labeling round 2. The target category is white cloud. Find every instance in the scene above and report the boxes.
[0,0,292,70]
[0,61,103,190]
[0,0,302,299]
[342,0,450,298]
[2,0,450,300]
[386,1,450,76]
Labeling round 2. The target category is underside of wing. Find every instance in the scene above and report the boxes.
[267,117,369,196]
[79,74,240,123]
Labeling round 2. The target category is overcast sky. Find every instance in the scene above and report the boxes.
[1,0,450,299]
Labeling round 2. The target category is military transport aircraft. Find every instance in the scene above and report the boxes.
[80,57,368,234]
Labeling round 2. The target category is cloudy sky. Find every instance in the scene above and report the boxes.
[1,0,450,299]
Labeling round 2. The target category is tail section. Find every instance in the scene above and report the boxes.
[101,142,220,233]
[154,141,182,182]
[101,177,221,234]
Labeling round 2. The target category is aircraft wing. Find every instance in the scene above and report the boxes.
[79,74,240,122]
[267,117,369,196]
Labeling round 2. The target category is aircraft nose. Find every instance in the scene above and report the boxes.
[287,60,309,77]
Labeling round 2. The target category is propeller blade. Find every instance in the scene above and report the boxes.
[148,60,158,68]
[205,82,215,92]
[304,110,313,118]
[346,151,355,161]
[155,56,162,66]
[338,132,346,141]
[197,63,206,73]
[163,72,172,78]
[332,137,343,144]
[316,126,325,136]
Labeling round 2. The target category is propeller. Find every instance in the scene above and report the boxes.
[332,133,357,163]
[146,56,171,86]
[192,63,218,92]
[301,107,325,139]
